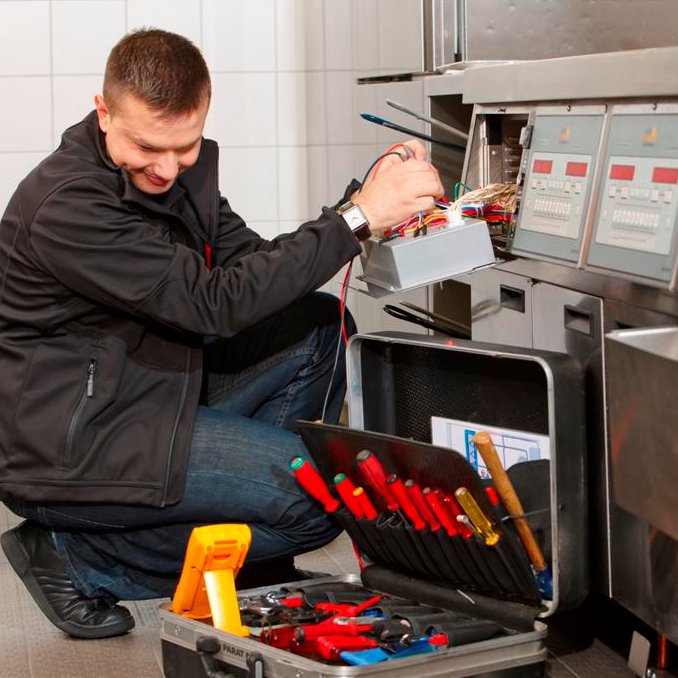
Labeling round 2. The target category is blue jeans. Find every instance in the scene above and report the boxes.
[6,292,352,600]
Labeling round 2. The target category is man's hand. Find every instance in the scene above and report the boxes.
[352,140,444,233]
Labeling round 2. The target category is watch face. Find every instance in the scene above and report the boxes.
[345,206,366,229]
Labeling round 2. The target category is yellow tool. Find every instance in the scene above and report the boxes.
[172,524,252,636]
[454,487,500,546]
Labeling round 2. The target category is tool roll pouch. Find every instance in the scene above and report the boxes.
[300,422,546,612]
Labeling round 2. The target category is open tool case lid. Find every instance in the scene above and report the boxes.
[299,331,587,620]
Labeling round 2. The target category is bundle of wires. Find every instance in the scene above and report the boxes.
[447,182,518,229]
[379,197,451,241]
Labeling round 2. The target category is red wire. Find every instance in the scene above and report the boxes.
[370,143,407,180]
[339,260,353,344]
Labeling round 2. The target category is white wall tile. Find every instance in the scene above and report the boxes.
[0,152,50,216]
[354,82,379,144]
[275,0,324,72]
[218,146,278,222]
[277,146,308,221]
[52,76,102,145]
[247,221,280,240]
[202,0,276,72]
[0,78,52,152]
[205,73,277,147]
[325,71,355,145]
[327,145,355,201]
[307,145,329,210]
[324,0,353,71]
[277,72,307,146]
[51,1,126,75]
[275,0,304,72]
[351,0,377,76]
[305,71,327,146]
[126,0,202,46]
[52,0,125,75]
[0,1,50,76]
[354,143,381,183]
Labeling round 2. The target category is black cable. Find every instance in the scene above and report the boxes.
[360,150,408,187]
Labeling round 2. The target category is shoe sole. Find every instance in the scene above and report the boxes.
[1,528,135,639]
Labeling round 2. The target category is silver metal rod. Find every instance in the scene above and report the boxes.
[386,98,469,142]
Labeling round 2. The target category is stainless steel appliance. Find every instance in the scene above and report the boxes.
[426,46,678,644]
[353,0,678,81]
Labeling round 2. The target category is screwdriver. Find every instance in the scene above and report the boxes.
[387,474,426,530]
[454,487,500,546]
[356,449,398,510]
[422,487,458,537]
[405,479,441,531]
[290,457,339,513]
[352,486,378,520]
[333,473,364,518]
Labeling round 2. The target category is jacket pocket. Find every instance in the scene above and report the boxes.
[64,356,98,467]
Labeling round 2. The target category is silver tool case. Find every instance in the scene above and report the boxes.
[160,332,587,677]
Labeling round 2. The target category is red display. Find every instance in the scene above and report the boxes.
[609,164,635,181]
[652,167,678,184]
[566,161,588,177]
[532,159,553,174]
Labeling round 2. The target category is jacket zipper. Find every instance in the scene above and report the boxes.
[65,358,97,465]
[161,348,191,507]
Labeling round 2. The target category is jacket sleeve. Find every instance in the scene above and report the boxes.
[28,177,362,337]
[210,177,363,268]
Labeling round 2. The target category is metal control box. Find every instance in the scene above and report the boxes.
[358,218,495,296]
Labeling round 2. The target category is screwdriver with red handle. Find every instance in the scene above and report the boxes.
[422,487,459,536]
[290,457,339,513]
[387,474,426,530]
[333,473,364,518]
[356,449,398,510]
[405,479,441,531]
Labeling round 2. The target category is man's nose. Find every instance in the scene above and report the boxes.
[155,152,180,180]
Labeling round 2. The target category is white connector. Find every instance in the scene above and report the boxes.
[447,206,466,228]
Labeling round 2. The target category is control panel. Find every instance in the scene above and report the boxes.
[587,110,678,285]
[511,111,604,264]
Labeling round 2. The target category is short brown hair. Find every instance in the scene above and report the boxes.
[103,28,211,115]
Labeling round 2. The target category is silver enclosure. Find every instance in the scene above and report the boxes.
[605,326,678,543]
[358,217,495,296]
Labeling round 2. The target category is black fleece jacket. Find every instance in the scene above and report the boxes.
[0,111,361,506]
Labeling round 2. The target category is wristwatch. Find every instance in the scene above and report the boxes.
[336,200,371,242]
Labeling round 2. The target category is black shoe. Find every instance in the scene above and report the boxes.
[1,521,135,639]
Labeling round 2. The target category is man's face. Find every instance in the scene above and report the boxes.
[95,92,208,195]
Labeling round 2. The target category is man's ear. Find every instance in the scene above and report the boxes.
[94,94,110,133]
